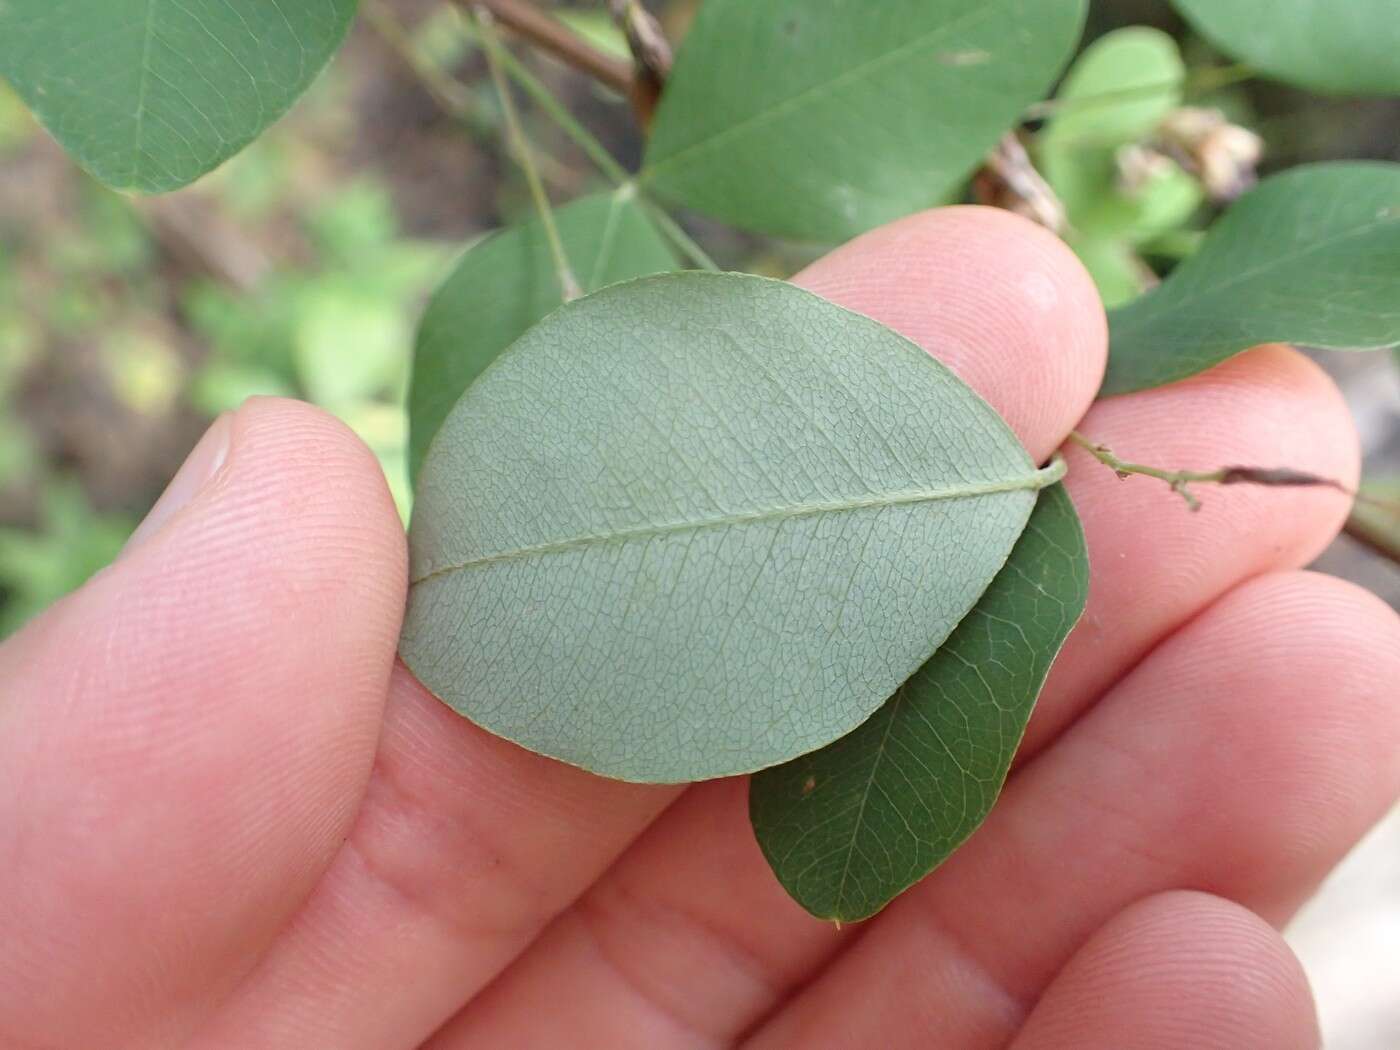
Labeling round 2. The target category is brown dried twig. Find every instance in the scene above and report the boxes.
[608,0,672,125]
[464,0,634,96]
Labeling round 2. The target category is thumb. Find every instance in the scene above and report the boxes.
[0,398,407,1050]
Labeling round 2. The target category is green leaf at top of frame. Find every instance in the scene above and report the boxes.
[401,272,1064,783]
[641,0,1087,244]
[751,482,1088,922]
[1103,162,1400,397]
[0,0,358,193]
[408,190,676,484]
[1171,0,1400,97]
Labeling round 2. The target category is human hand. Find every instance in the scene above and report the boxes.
[3,207,1394,1050]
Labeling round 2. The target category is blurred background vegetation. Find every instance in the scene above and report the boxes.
[0,0,1396,632]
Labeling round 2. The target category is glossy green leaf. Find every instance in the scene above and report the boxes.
[642,0,1087,243]
[408,190,675,484]
[1104,163,1400,396]
[1172,0,1400,96]
[750,483,1088,921]
[401,273,1063,783]
[0,0,358,193]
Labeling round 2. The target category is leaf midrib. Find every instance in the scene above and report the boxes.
[410,461,1064,586]
[130,0,159,185]
[832,691,903,915]
[641,1,1004,180]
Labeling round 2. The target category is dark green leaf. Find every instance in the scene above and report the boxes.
[401,273,1063,783]
[750,483,1088,921]
[1172,0,1400,96]
[642,0,1087,242]
[0,0,358,193]
[408,190,675,484]
[1104,162,1400,396]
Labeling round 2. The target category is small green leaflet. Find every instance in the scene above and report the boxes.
[1172,0,1400,97]
[1038,28,1201,308]
[1103,162,1400,396]
[750,484,1088,922]
[642,0,1087,243]
[401,272,1064,783]
[0,0,358,193]
[408,190,675,483]
[1041,26,1187,218]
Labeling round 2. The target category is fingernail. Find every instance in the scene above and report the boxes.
[122,412,234,556]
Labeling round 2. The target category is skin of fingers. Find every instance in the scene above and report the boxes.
[189,665,677,1050]
[423,234,1359,1048]
[190,205,1109,1050]
[1008,891,1320,1050]
[1021,344,1360,762]
[0,399,407,1050]
[744,570,1400,1050]
[794,205,1108,464]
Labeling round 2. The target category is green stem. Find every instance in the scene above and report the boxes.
[1345,514,1400,567]
[362,0,478,123]
[475,7,582,301]
[453,6,717,273]
[1025,63,1256,121]
[468,18,632,184]
[641,200,721,272]
[1344,482,1400,568]
[1068,432,1352,512]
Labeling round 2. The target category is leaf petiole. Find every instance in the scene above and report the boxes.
[475,6,582,302]
[1068,431,1352,511]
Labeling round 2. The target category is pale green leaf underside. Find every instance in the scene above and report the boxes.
[0,0,357,193]
[1172,0,1400,96]
[402,273,1059,783]
[409,190,675,484]
[642,0,1087,243]
[750,484,1088,921]
[1104,163,1400,396]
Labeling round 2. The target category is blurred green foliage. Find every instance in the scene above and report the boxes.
[181,176,447,514]
[0,63,449,637]
[0,480,133,637]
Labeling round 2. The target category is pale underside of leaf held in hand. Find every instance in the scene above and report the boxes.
[408,189,675,484]
[401,272,1064,783]
[751,483,1089,922]
[0,0,359,193]
[1103,162,1400,396]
